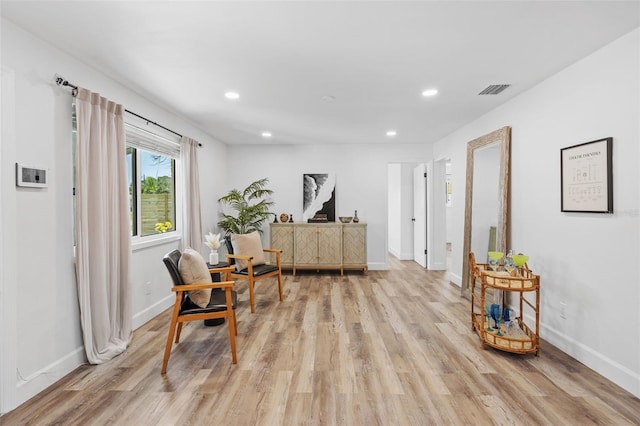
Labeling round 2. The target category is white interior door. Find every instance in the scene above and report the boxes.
[413,163,427,268]
[427,159,447,270]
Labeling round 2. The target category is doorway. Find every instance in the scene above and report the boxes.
[387,161,449,272]
[387,163,415,261]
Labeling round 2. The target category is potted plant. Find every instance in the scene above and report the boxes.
[217,178,275,235]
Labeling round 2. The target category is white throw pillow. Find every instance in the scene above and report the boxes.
[178,248,212,308]
[231,231,266,271]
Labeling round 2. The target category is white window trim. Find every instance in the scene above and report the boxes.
[125,122,180,158]
[126,119,182,248]
[131,232,182,251]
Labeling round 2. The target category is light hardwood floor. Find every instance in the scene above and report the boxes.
[3,257,639,425]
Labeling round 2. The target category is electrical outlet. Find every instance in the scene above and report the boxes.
[560,302,567,319]
[145,281,152,295]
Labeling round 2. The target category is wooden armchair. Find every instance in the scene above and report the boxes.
[161,249,238,374]
[224,234,283,313]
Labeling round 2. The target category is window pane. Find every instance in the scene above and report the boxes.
[140,151,175,236]
[126,147,137,236]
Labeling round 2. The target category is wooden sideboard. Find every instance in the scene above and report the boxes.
[270,222,367,275]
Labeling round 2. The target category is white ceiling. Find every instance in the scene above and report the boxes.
[2,1,639,145]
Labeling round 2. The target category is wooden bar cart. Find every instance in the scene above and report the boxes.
[470,253,541,355]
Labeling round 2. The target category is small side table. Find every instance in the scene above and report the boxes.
[205,262,229,326]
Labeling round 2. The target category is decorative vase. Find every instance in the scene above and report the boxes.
[353,210,359,223]
[209,251,219,265]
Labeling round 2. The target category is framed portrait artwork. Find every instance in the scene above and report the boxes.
[560,137,613,213]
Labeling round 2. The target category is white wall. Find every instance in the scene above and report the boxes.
[1,66,18,416]
[225,145,430,269]
[433,29,640,397]
[0,18,228,411]
[387,164,401,257]
[445,160,453,244]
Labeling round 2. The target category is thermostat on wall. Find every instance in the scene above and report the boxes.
[16,163,48,188]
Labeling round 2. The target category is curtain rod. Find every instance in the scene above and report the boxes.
[54,74,202,146]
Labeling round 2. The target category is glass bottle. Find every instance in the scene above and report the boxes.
[353,210,359,223]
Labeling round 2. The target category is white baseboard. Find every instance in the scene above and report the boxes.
[388,250,414,261]
[13,296,174,410]
[428,261,447,271]
[132,294,173,330]
[16,346,86,408]
[528,316,640,398]
[448,272,462,286]
[368,262,387,271]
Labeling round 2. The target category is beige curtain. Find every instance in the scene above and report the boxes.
[181,136,203,252]
[75,88,132,364]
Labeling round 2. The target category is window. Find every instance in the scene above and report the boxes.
[126,123,180,239]
[72,107,181,246]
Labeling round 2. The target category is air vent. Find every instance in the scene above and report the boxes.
[478,84,511,95]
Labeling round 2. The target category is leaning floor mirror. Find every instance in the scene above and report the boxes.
[461,126,511,298]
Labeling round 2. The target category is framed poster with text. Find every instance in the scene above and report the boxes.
[560,137,613,213]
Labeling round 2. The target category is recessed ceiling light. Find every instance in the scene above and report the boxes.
[224,91,240,100]
[422,88,438,97]
[261,131,272,138]
[386,130,397,137]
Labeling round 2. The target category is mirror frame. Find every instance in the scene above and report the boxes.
[461,126,511,296]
